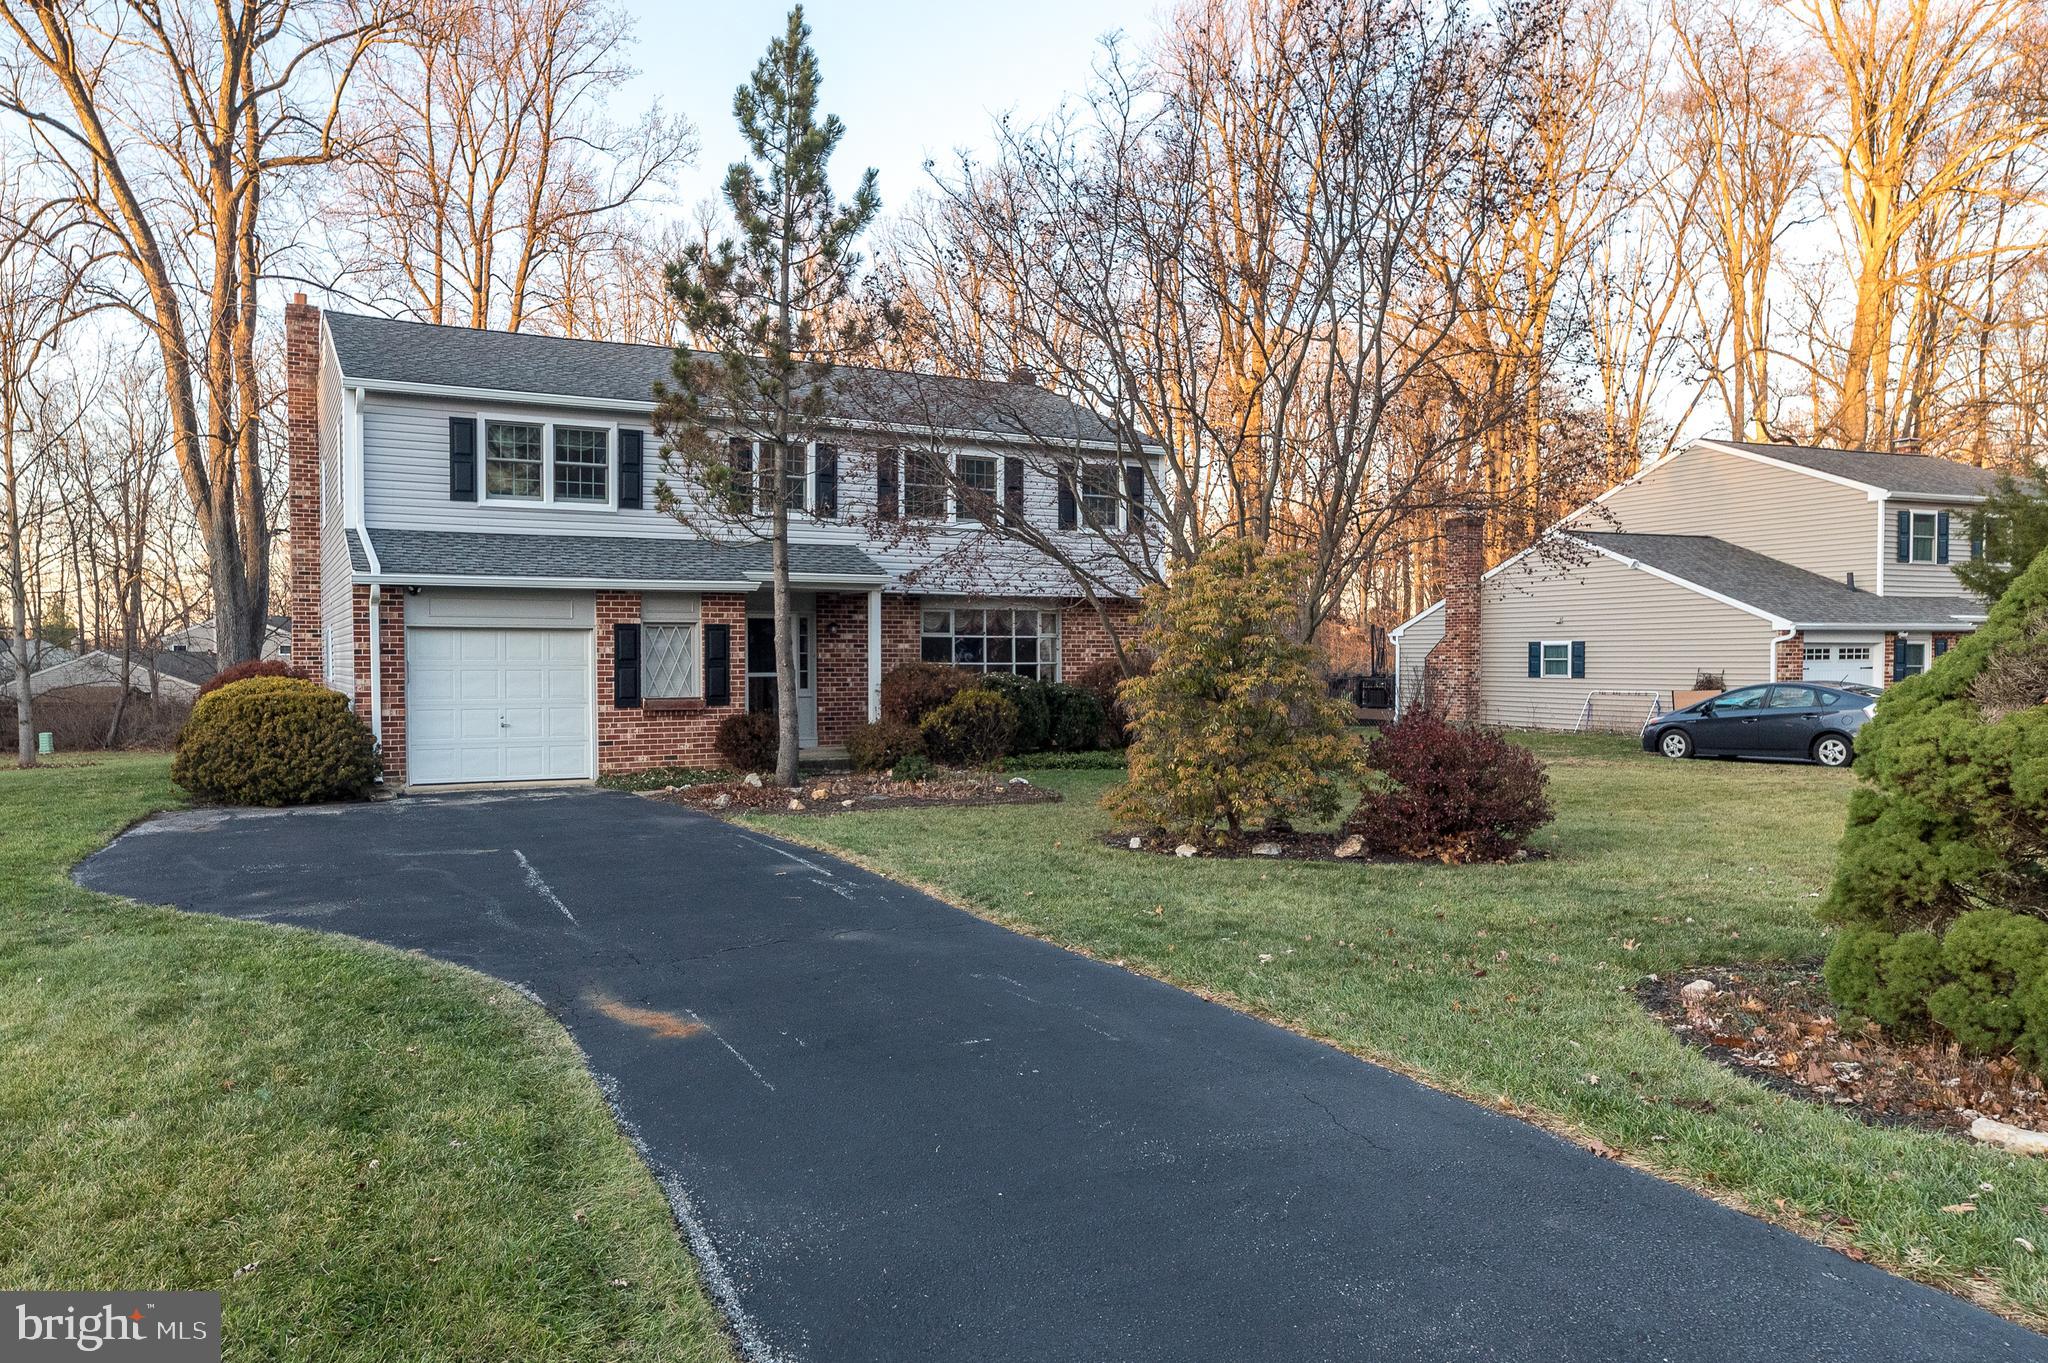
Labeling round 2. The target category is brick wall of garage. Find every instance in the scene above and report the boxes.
[596,591,748,774]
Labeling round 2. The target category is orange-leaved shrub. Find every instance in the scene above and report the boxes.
[1345,707,1552,863]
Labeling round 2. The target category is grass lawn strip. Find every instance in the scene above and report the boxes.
[743,732,2048,1331]
[0,755,737,1363]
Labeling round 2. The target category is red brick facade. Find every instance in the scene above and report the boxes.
[1058,598,1143,678]
[595,591,749,774]
[285,295,323,671]
[814,593,869,745]
[1774,632,1804,681]
[1430,513,1485,722]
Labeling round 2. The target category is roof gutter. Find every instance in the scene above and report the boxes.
[338,373,1153,456]
[354,572,761,593]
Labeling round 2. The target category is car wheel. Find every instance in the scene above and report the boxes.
[1813,734,1853,768]
[1657,729,1692,760]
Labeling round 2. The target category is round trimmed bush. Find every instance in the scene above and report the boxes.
[920,689,1020,768]
[847,718,923,773]
[977,673,1053,753]
[1045,683,1107,752]
[172,676,378,806]
[715,710,779,773]
[196,658,309,699]
[880,662,979,726]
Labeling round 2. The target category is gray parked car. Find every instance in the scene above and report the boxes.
[1642,682,1878,767]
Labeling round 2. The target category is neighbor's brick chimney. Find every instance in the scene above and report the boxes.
[1434,511,1485,723]
[285,293,322,672]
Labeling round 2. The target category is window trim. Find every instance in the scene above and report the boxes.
[919,603,1062,679]
[477,412,620,511]
[1076,460,1125,532]
[723,439,848,519]
[1538,639,1571,679]
[902,446,949,520]
[955,452,999,524]
[1908,509,1939,564]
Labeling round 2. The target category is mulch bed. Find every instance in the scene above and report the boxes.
[1101,828,1543,864]
[646,770,1062,816]
[1638,962,2048,1136]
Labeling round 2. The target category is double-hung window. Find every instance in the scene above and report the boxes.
[1079,462,1120,528]
[553,426,609,503]
[485,421,544,500]
[1539,641,1571,678]
[904,448,948,518]
[481,416,614,508]
[1909,511,1939,563]
[957,453,998,521]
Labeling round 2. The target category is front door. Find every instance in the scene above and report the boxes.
[746,612,818,747]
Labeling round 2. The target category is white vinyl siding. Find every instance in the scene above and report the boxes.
[1393,605,1444,715]
[357,391,1152,597]
[1588,445,1874,586]
[1475,552,1774,730]
[317,336,355,691]
[1886,502,1975,596]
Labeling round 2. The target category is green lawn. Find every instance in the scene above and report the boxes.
[0,756,734,1362]
[753,733,2048,1329]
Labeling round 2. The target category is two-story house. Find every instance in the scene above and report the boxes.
[283,300,1152,786]
[1391,439,1999,731]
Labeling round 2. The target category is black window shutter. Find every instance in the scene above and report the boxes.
[1570,640,1586,679]
[1896,509,1910,562]
[703,623,731,706]
[815,443,838,519]
[1124,463,1145,530]
[1527,642,1540,678]
[1056,463,1077,530]
[617,429,643,509]
[449,417,477,501]
[727,437,754,513]
[1971,515,1986,560]
[1003,456,1025,526]
[1934,636,1950,658]
[614,623,641,709]
[1936,511,1950,564]
[877,447,898,520]
[1893,635,1908,678]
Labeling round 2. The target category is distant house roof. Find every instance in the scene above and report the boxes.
[0,641,76,681]
[1572,532,1985,628]
[1705,440,2001,499]
[324,311,1135,449]
[362,528,887,588]
[27,649,216,698]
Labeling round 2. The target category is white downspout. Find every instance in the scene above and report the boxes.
[369,584,384,779]
[865,588,883,722]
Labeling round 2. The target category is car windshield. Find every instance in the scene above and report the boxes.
[1713,686,1769,711]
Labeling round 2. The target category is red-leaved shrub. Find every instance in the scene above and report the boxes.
[880,662,979,726]
[196,658,308,698]
[1076,653,1152,746]
[714,710,779,773]
[1346,708,1552,863]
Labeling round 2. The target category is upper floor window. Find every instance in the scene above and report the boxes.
[957,453,998,520]
[485,421,544,500]
[481,416,614,508]
[553,426,609,503]
[724,439,838,519]
[904,448,947,518]
[1079,462,1120,528]
[1909,510,1939,563]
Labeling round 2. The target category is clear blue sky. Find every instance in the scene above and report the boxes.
[619,0,1165,216]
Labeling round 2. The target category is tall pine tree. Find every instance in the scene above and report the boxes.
[653,6,880,786]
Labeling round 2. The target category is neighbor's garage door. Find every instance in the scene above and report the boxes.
[1802,640,1878,689]
[406,628,592,785]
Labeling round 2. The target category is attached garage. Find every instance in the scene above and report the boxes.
[404,590,595,785]
[1800,636,1879,689]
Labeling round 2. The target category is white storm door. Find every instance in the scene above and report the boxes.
[407,627,592,784]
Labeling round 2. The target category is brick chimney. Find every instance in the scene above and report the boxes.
[1893,435,1923,455]
[285,293,322,672]
[1433,511,1485,722]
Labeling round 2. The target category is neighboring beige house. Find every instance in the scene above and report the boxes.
[1392,440,1998,731]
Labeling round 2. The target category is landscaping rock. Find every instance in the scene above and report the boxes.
[1679,979,1717,1003]
[788,798,805,811]
[1971,1117,2048,1156]
[1009,776,1030,785]
[1174,844,1198,858]
[1333,834,1364,859]
[1128,836,1144,850]
[1251,842,1283,857]
[812,787,829,800]
[742,773,763,788]
[711,793,732,810]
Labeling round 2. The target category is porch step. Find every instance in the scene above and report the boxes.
[798,746,852,774]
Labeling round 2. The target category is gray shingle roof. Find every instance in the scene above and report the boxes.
[324,311,1129,447]
[345,528,370,573]
[1572,532,1986,627]
[1711,440,1999,498]
[363,529,886,586]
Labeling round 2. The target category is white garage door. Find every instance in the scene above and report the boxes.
[1802,641,1878,689]
[407,628,593,785]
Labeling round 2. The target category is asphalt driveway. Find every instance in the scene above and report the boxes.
[78,789,2045,1362]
